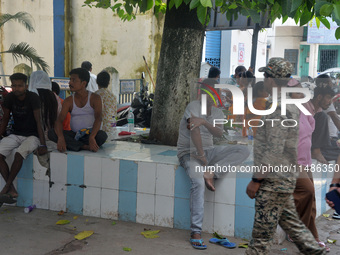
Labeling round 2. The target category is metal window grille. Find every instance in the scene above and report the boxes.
[319,50,338,72]
[284,49,298,75]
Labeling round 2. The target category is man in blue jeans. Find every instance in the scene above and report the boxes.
[177,78,250,249]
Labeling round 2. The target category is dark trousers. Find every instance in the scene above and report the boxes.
[48,129,107,152]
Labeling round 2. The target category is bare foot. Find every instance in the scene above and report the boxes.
[191,233,205,247]
[204,172,215,191]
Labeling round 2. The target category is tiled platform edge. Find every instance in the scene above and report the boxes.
[0,144,333,240]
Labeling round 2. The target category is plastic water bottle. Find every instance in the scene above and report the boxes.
[248,127,253,145]
[24,204,36,213]
[127,108,134,132]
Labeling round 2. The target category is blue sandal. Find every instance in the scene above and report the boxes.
[190,238,207,250]
[209,237,236,249]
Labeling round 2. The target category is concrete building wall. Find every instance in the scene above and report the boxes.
[0,0,164,90]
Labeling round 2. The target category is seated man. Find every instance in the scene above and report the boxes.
[177,78,250,250]
[0,73,47,204]
[95,71,117,133]
[48,68,107,152]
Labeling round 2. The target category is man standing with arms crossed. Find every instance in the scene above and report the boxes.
[245,58,325,254]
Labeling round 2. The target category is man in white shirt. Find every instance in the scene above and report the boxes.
[81,61,98,92]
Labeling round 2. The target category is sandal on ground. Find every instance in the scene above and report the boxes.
[209,237,236,249]
[318,241,330,252]
[190,239,207,250]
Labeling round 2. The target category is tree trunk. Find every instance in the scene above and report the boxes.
[149,3,204,146]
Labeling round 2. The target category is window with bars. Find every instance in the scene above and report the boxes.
[284,49,298,75]
[319,50,338,72]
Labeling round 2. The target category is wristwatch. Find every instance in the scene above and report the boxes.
[252,177,264,183]
[329,183,340,188]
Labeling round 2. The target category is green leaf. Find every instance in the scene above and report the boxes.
[281,0,292,16]
[112,3,122,9]
[125,4,133,15]
[197,5,208,24]
[243,9,261,23]
[267,0,274,4]
[215,0,223,7]
[282,15,289,24]
[168,0,175,9]
[315,17,321,28]
[189,0,200,10]
[290,0,302,14]
[318,16,331,29]
[123,247,132,252]
[314,1,331,16]
[140,0,154,12]
[299,10,312,26]
[229,3,238,9]
[200,0,212,8]
[335,27,340,40]
[118,9,125,17]
[320,4,334,16]
[174,0,183,8]
[333,4,340,21]
[183,0,191,5]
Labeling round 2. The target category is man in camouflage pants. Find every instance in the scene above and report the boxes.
[245,58,326,255]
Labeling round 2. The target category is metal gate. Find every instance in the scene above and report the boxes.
[119,79,143,104]
[319,49,338,72]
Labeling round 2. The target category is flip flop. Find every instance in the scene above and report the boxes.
[209,237,236,249]
[190,239,207,250]
[0,194,17,204]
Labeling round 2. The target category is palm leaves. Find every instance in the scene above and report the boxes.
[0,12,50,72]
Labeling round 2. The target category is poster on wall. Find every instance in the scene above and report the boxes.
[238,43,245,65]
[307,17,338,44]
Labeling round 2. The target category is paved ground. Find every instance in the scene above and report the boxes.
[0,205,339,255]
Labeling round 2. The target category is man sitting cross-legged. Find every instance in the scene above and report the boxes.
[48,68,107,152]
[0,73,47,205]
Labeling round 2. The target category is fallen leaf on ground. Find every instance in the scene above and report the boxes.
[74,231,94,240]
[141,230,160,239]
[123,247,132,251]
[57,210,65,216]
[73,216,78,220]
[327,239,336,244]
[323,214,330,218]
[213,232,224,239]
[56,220,70,225]
[112,221,116,225]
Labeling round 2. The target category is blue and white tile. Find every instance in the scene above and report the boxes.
[148,155,179,165]
[33,155,49,181]
[137,162,156,194]
[119,160,138,192]
[67,155,84,185]
[156,164,175,197]
[213,203,235,236]
[214,174,236,205]
[16,178,33,207]
[101,158,119,190]
[101,188,119,220]
[84,156,102,188]
[50,152,68,184]
[66,185,84,215]
[173,198,190,230]
[155,195,174,228]
[49,183,67,211]
[136,193,155,225]
[202,201,214,233]
[118,190,137,222]
[33,180,49,209]
[83,187,101,217]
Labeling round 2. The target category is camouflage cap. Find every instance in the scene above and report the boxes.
[258,57,293,78]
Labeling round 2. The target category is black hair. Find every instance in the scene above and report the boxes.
[81,61,92,71]
[208,66,221,79]
[51,81,60,95]
[10,73,28,84]
[253,81,265,98]
[313,85,336,99]
[240,71,256,87]
[315,74,332,87]
[37,88,58,130]
[234,66,246,77]
[97,71,110,88]
[70,68,90,87]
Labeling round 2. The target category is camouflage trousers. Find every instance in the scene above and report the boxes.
[245,189,326,255]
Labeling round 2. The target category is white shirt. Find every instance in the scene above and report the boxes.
[324,103,339,137]
[87,72,98,92]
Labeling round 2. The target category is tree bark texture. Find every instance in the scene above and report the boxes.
[149,2,204,146]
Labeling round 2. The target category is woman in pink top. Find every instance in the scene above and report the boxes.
[290,79,329,251]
